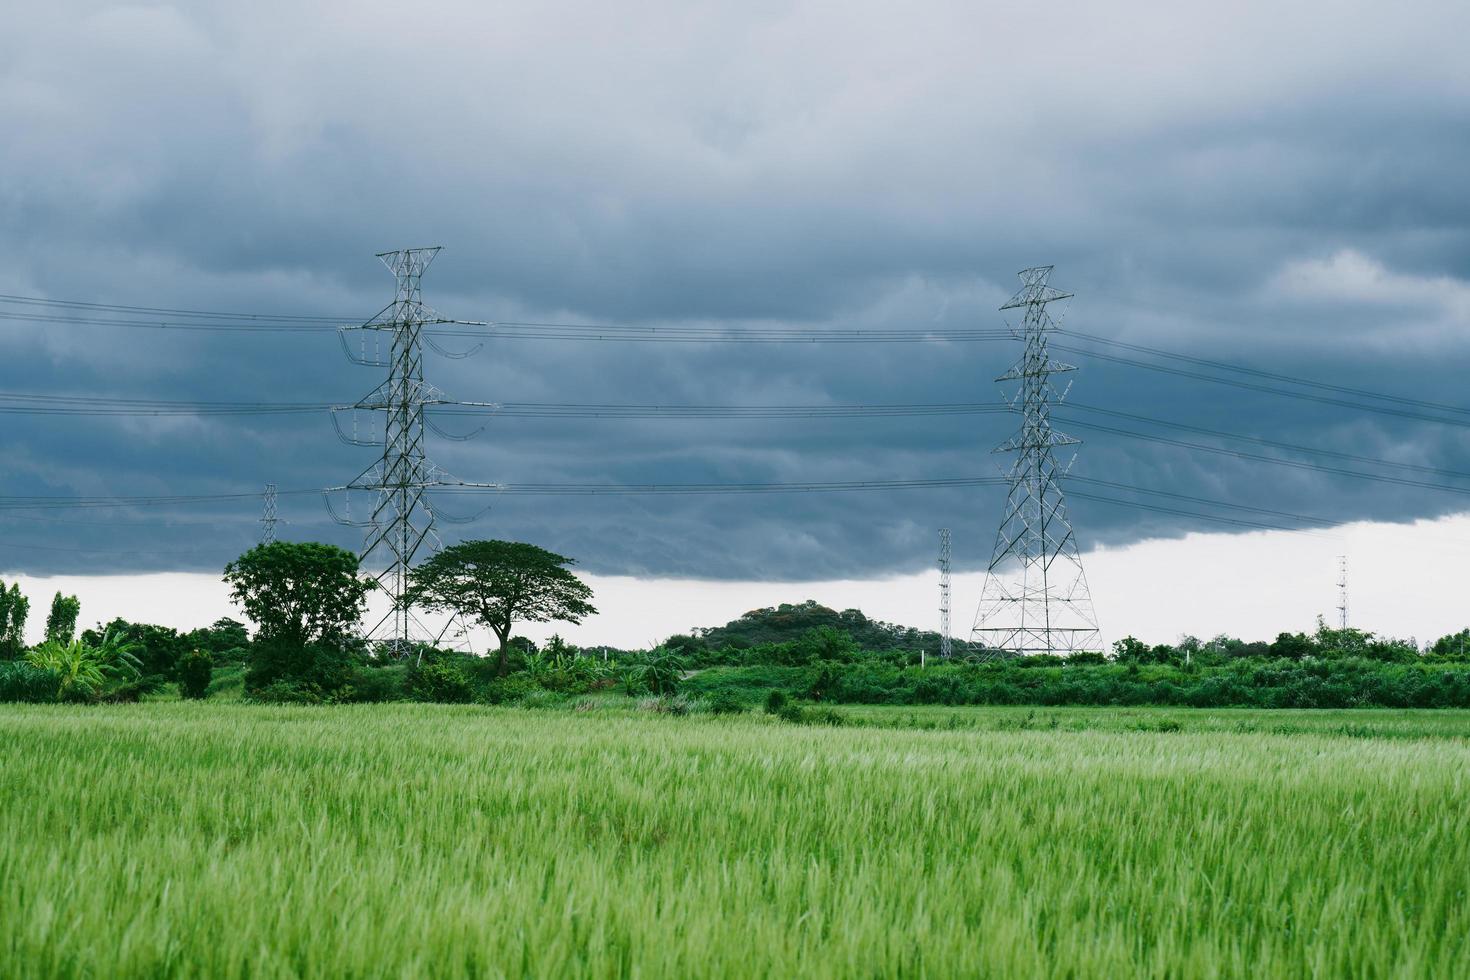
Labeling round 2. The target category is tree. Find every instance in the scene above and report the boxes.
[1429,629,1470,660]
[224,542,371,648]
[1269,631,1314,661]
[44,592,81,646]
[184,618,250,661]
[1111,636,1150,662]
[83,618,189,682]
[224,542,372,695]
[405,540,596,675]
[177,649,214,700]
[0,582,30,660]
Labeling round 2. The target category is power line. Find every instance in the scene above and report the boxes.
[2,291,1464,410]
[0,293,347,321]
[0,511,258,528]
[1052,342,1470,429]
[0,540,226,557]
[0,489,321,511]
[0,294,1015,344]
[0,311,1013,343]
[1058,328,1470,418]
[1062,403,1470,482]
[477,325,1013,344]
[0,280,1451,548]
[1058,417,1470,497]
[474,477,1009,495]
[9,390,1470,499]
[1066,490,1321,535]
[0,472,1348,547]
[480,402,1010,419]
[0,391,1016,419]
[0,311,341,333]
[1068,476,1332,526]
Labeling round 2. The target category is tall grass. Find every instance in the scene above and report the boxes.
[2,704,1468,977]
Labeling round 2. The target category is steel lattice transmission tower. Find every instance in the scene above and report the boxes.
[260,483,278,545]
[972,266,1101,656]
[938,528,953,658]
[1337,555,1349,629]
[328,247,490,651]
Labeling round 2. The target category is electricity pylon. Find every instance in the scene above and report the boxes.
[260,483,278,544]
[938,528,952,658]
[972,266,1101,656]
[327,248,492,653]
[1337,555,1349,629]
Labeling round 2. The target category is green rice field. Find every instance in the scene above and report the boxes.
[3,703,1469,977]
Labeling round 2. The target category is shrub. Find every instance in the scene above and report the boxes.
[407,658,473,704]
[777,702,805,724]
[177,649,214,700]
[25,640,105,701]
[344,665,403,703]
[803,705,848,726]
[252,680,327,704]
[516,689,568,709]
[633,657,1470,711]
[25,631,141,702]
[0,661,61,703]
[478,674,539,704]
[622,651,684,696]
[763,689,789,714]
[706,690,749,714]
[218,645,251,665]
[246,639,357,699]
[774,703,848,726]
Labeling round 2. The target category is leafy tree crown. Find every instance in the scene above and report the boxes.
[223,542,371,647]
[405,540,596,644]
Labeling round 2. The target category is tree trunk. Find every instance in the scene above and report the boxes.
[495,629,510,677]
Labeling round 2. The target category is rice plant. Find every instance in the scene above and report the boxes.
[1,704,1467,977]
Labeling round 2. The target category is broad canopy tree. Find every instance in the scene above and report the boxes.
[405,540,596,675]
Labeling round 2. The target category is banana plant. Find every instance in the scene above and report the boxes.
[25,628,141,701]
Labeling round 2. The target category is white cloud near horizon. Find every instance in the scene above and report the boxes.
[8,509,1467,651]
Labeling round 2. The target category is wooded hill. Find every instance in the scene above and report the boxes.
[675,600,976,657]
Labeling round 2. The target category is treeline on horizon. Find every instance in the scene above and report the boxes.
[6,572,1470,711]
[655,600,1470,710]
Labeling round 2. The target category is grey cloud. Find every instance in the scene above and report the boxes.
[2,0,1469,580]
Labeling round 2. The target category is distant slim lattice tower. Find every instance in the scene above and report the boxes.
[260,483,278,545]
[938,528,952,658]
[972,266,1102,656]
[1337,555,1349,629]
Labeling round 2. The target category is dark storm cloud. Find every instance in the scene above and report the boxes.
[2,0,1469,578]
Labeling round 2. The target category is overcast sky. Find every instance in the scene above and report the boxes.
[2,1,1468,643]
